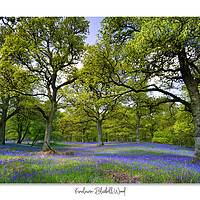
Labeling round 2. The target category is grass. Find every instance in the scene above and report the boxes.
[0,141,200,183]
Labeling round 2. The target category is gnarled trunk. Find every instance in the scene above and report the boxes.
[191,100,200,161]
[179,50,200,161]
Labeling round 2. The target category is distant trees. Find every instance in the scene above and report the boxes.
[65,81,123,146]
[57,107,95,142]
[173,108,194,147]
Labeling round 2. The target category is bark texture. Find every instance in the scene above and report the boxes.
[178,49,200,161]
[0,98,9,145]
[97,119,104,146]
[42,99,57,152]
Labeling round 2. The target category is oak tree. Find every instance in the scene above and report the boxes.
[1,17,89,151]
[100,17,200,161]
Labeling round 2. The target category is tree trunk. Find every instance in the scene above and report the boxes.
[19,121,30,144]
[17,122,23,144]
[192,104,200,161]
[188,85,200,160]
[42,100,56,152]
[42,118,52,151]
[0,98,9,145]
[116,135,119,142]
[136,112,141,143]
[151,132,154,143]
[178,50,200,161]
[105,132,108,142]
[17,133,22,144]
[82,128,86,143]
[70,132,72,142]
[97,119,103,146]
[0,120,7,145]
[31,129,42,147]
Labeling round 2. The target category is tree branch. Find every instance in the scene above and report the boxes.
[56,77,77,91]
[35,106,47,120]
[6,108,20,121]
[109,73,191,110]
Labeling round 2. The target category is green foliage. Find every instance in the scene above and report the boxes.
[149,103,194,147]
[153,131,174,145]
[173,109,194,147]
[51,131,64,141]
[0,17,89,149]
[0,17,197,149]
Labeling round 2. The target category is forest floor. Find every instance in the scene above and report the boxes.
[0,141,199,183]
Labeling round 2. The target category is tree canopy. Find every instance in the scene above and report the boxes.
[0,17,199,161]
